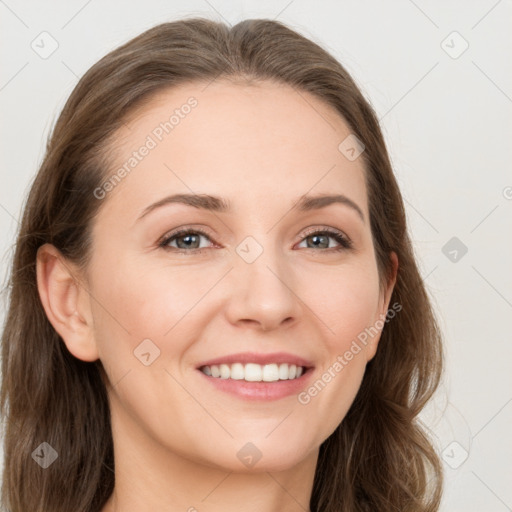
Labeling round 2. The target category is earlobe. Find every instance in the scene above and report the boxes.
[36,243,99,362]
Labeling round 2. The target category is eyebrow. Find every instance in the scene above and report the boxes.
[136,192,365,223]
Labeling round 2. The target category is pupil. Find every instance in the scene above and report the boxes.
[180,234,198,248]
[310,235,327,248]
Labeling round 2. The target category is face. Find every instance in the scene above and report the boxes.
[57,79,396,472]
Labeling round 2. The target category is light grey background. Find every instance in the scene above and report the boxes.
[1,1,511,510]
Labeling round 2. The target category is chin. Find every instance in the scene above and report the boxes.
[209,438,316,474]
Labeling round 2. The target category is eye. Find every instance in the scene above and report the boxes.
[158,226,353,254]
[297,227,353,252]
[158,228,214,253]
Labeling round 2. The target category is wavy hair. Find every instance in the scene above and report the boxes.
[1,17,443,512]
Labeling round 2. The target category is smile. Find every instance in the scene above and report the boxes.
[200,362,305,382]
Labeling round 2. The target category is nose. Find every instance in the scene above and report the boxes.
[223,242,302,332]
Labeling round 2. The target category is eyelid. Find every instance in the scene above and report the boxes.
[300,225,352,244]
[156,225,215,247]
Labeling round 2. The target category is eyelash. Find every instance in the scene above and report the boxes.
[158,226,353,254]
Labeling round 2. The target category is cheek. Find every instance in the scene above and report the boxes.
[91,248,207,328]
[87,257,209,451]
[306,259,381,353]
[87,251,203,373]
[295,260,381,439]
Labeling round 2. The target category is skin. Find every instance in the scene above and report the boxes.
[36,79,397,512]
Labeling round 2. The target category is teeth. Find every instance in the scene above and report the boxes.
[262,363,279,382]
[230,362,245,380]
[278,363,289,380]
[200,362,306,382]
[219,364,230,379]
[245,363,262,382]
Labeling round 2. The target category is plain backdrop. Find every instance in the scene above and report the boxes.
[1,1,511,510]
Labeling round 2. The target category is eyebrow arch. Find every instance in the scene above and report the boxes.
[137,193,230,222]
[136,192,365,223]
[293,193,365,222]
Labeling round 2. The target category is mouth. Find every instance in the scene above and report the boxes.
[199,362,307,382]
[196,352,314,401]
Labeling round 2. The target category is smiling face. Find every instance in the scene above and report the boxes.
[64,79,397,472]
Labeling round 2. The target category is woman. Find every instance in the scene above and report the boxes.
[0,17,443,512]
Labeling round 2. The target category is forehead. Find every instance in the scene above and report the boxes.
[99,79,368,221]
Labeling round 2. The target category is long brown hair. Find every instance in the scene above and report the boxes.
[1,17,443,511]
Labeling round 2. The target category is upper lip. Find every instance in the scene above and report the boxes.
[197,351,314,369]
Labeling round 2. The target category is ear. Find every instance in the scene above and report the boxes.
[365,251,399,362]
[36,243,99,362]
[379,251,398,317]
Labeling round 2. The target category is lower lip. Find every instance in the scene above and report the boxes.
[197,368,314,401]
